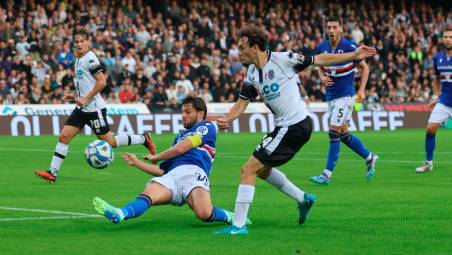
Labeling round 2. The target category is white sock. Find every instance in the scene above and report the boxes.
[265,168,305,203]
[49,142,68,176]
[365,153,372,161]
[426,160,433,165]
[114,134,145,147]
[322,169,333,179]
[233,184,255,228]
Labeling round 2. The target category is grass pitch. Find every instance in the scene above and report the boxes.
[0,129,451,255]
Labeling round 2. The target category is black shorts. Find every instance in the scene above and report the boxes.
[253,116,312,167]
[65,107,110,135]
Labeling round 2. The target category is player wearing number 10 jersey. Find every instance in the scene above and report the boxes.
[35,28,155,183]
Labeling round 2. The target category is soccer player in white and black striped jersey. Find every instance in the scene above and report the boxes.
[215,25,377,235]
[35,29,155,183]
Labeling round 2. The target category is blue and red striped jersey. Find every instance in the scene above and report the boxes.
[159,120,217,176]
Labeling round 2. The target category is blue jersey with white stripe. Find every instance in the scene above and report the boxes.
[159,121,216,176]
[433,51,452,107]
[316,38,360,101]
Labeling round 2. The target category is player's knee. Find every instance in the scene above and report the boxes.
[240,165,254,178]
[105,138,117,148]
[59,133,71,144]
[195,208,212,221]
[427,125,438,135]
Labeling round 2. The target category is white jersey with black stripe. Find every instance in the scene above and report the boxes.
[239,51,313,127]
[74,50,105,112]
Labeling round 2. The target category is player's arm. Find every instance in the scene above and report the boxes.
[356,60,369,102]
[316,67,334,86]
[313,46,376,66]
[429,78,441,108]
[121,153,164,176]
[75,72,107,106]
[216,98,249,130]
[144,133,203,164]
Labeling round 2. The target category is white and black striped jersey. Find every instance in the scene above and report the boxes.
[74,50,105,112]
[239,51,314,127]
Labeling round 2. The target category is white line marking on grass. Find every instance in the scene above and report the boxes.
[0,206,101,217]
[0,215,100,222]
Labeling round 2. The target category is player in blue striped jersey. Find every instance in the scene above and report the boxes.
[93,96,250,226]
[416,29,452,173]
[310,17,378,185]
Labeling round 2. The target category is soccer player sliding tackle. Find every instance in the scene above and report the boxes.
[310,17,378,185]
[214,25,377,235]
[93,97,251,226]
[35,29,155,183]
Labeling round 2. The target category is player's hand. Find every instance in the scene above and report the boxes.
[63,93,76,103]
[356,90,365,103]
[216,117,230,130]
[428,100,437,110]
[320,76,334,86]
[74,97,87,107]
[143,154,159,164]
[121,153,138,166]
[355,46,377,60]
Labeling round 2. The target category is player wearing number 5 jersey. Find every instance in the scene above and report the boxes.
[35,29,155,183]
[310,17,378,185]
[416,29,452,173]
[215,25,377,235]
[93,97,250,226]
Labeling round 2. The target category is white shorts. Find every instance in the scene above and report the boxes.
[428,103,452,124]
[327,96,355,126]
[149,165,210,206]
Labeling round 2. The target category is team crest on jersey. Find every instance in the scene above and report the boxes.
[268,69,275,80]
[196,126,209,136]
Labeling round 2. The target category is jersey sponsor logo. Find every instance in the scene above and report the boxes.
[261,83,280,101]
[76,69,84,77]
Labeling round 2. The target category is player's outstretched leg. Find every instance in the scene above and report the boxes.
[262,168,315,224]
[35,125,80,183]
[93,193,153,224]
[93,197,125,223]
[109,132,156,154]
[298,193,317,225]
[340,131,377,181]
[310,130,341,185]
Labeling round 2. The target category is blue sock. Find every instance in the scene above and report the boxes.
[325,130,341,172]
[121,194,152,219]
[341,132,370,159]
[205,206,229,223]
[425,132,436,161]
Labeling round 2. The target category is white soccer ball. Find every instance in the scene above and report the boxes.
[85,140,114,169]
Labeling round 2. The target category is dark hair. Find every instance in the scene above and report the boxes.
[237,25,268,51]
[444,28,452,34]
[73,28,90,40]
[326,16,342,26]
[182,96,208,120]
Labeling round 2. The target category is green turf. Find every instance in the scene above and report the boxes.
[0,129,451,255]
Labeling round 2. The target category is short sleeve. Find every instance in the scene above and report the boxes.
[433,55,440,76]
[194,123,216,145]
[239,77,258,101]
[286,52,314,72]
[347,41,361,65]
[87,55,104,77]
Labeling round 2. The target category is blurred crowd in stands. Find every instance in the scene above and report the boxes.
[0,0,451,111]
